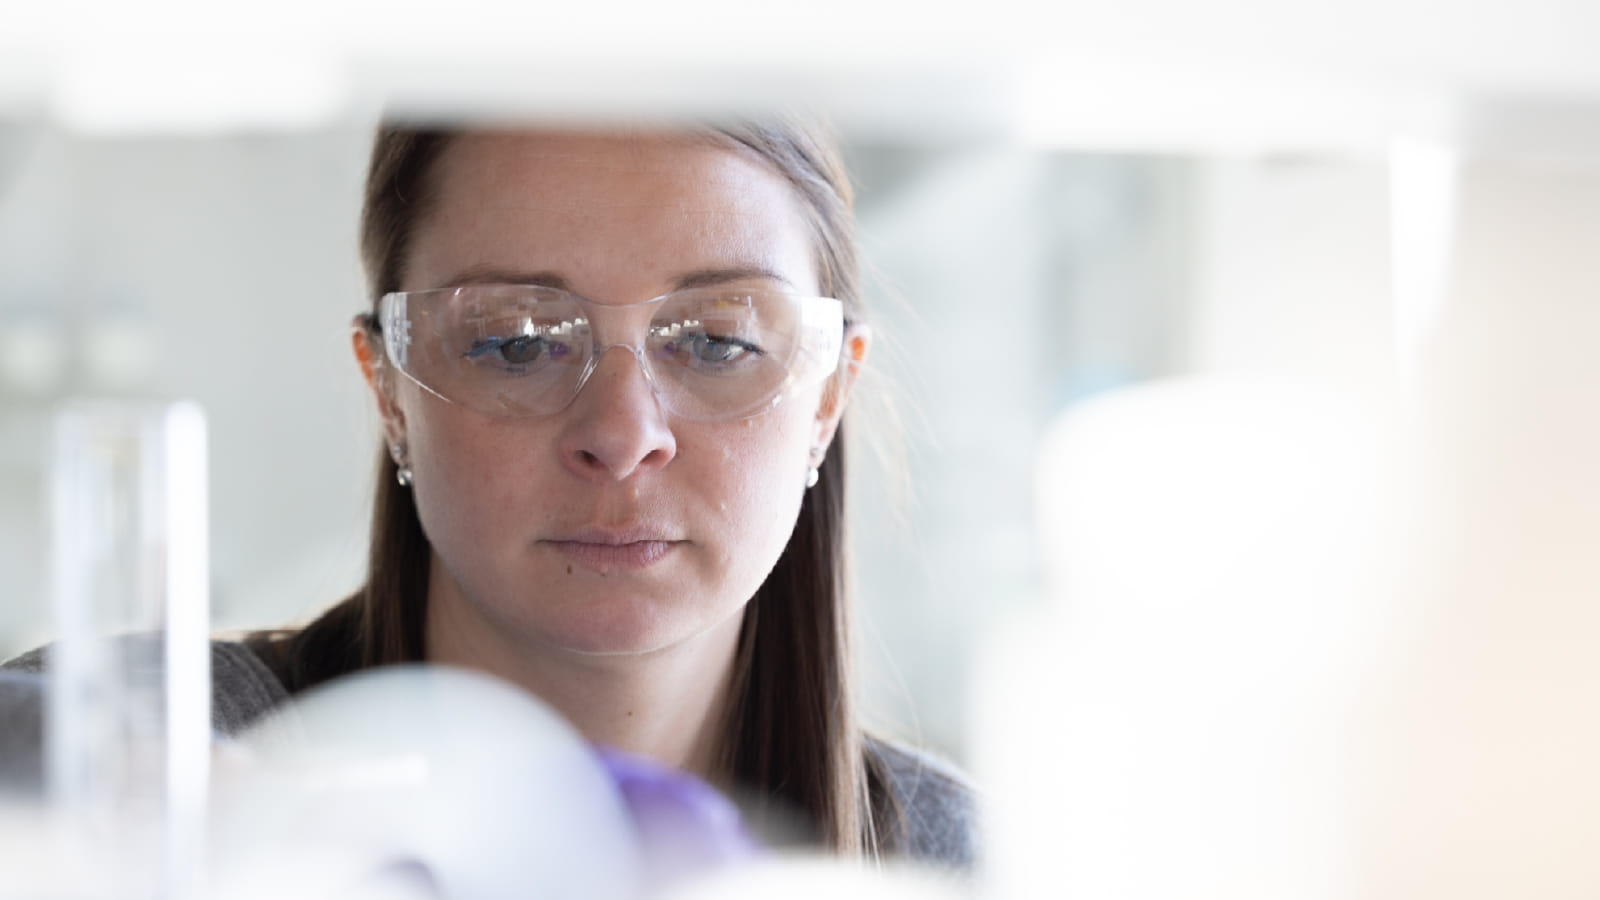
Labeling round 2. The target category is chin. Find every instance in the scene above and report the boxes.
[436,555,751,660]
[551,622,680,657]
[524,592,720,656]
[535,596,740,658]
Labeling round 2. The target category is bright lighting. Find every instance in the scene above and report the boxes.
[1388,135,1460,389]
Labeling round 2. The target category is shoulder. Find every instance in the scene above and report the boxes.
[866,734,982,872]
[1,645,47,675]
[2,636,292,737]
[210,637,293,735]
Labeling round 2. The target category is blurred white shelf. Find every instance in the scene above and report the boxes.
[2,0,1600,154]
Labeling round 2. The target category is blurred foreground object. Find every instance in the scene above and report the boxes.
[662,855,969,900]
[212,666,643,899]
[45,400,209,899]
[1354,151,1600,900]
[980,378,1394,899]
[976,149,1600,898]
[5,0,1600,164]
[597,747,760,888]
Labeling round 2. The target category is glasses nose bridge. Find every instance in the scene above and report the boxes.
[582,296,660,353]
[572,341,664,409]
[574,296,667,392]
[593,341,651,372]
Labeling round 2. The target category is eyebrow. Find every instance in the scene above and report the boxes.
[671,266,795,291]
[439,264,794,295]
[443,266,573,292]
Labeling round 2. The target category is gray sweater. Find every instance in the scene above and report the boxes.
[2,640,978,870]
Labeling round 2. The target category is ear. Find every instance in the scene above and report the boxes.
[812,324,872,455]
[351,317,407,448]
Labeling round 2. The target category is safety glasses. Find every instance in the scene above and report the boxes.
[358,284,844,422]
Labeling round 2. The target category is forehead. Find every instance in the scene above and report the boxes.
[404,130,818,298]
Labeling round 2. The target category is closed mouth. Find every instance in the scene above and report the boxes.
[544,537,679,573]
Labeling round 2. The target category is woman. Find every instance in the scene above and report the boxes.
[249,120,977,865]
[5,118,976,869]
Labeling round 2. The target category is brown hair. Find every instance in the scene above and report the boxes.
[257,120,901,855]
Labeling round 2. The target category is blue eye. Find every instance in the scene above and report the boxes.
[465,335,564,367]
[666,333,763,368]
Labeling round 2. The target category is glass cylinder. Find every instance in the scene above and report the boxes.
[47,400,209,900]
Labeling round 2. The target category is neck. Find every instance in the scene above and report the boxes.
[423,563,744,782]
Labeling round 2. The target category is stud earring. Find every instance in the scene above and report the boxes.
[805,446,824,490]
[390,443,414,487]
[805,466,820,489]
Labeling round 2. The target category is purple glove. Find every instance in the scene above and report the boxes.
[596,746,762,889]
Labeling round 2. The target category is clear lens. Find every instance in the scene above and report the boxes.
[645,291,800,420]
[379,285,842,421]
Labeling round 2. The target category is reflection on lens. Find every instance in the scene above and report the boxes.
[380,285,839,421]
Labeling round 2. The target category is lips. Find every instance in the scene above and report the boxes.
[543,525,682,573]
[560,525,680,546]
[548,540,676,572]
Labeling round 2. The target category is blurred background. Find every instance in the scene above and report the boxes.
[3,1,1600,895]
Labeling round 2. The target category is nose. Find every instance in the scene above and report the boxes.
[558,345,677,482]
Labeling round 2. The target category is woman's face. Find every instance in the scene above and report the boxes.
[368,131,856,657]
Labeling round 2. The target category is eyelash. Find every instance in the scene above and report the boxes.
[465,335,569,367]
[661,331,764,365]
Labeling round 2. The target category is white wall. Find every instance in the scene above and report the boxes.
[846,145,1196,757]
[0,124,377,654]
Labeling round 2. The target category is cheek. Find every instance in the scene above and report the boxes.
[403,401,555,547]
[409,419,494,550]
[693,401,818,558]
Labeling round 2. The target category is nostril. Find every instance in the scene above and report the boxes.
[579,449,601,468]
